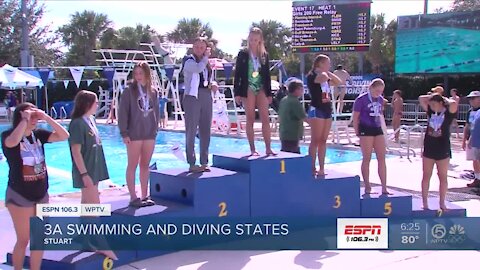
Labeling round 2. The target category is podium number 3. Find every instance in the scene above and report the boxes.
[218,202,228,217]
[333,195,341,208]
[103,258,113,270]
[280,160,286,174]
[384,202,392,215]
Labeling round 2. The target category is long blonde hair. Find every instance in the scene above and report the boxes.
[247,27,267,64]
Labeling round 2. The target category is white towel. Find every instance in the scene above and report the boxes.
[190,73,200,98]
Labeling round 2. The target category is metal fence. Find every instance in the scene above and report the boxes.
[384,103,470,125]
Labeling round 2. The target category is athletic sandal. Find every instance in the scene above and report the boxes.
[201,165,211,172]
[467,179,480,188]
[189,165,204,173]
[142,196,155,206]
[129,198,144,208]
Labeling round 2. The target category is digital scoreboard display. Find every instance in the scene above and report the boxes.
[292,1,371,53]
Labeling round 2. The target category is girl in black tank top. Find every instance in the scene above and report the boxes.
[418,93,458,211]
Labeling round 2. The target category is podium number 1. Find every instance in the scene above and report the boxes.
[333,195,341,208]
[280,160,286,174]
[384,202,392,215]
[218,202,228,217]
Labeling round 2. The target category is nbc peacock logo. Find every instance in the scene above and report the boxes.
[448,224,466,244]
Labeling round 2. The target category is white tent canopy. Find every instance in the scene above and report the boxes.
[0,64,42,89]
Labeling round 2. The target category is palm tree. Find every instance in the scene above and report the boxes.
[58,10,112,66]
[167,18,214,44]
[242,20,291,60]
[365,14,386,74]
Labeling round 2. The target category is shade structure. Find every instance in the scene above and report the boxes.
[0,64,42,89]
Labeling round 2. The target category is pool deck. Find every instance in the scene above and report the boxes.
[0,118,479,270]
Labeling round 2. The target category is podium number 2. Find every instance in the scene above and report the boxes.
[384,202,392,215]
[218,202,228,217]
[103,258,113,270]
[280,160,286,174]
[333,195,341,208]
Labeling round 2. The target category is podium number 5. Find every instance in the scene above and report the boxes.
[280,160,286,174]
[384,202,392,215]
[333,195,341,208]
[218,202,228,217]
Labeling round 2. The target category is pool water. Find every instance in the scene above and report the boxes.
[0,123,365,200]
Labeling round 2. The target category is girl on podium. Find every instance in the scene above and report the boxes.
[306,54,341,176]
[234,27,274,156]
[118,62,159,207]
[1,103,69,270]
[418,92,458,210]
[353,78,389,194]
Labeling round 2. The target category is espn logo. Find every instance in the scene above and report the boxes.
[337,218,388,249]
[345,225,382,235]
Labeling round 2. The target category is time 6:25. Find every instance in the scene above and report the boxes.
[400,223,420,231]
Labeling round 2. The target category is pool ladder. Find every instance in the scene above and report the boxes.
[389,124,425,160]
[50,106,67,121]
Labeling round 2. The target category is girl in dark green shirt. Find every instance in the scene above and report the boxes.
[68,90,117,260]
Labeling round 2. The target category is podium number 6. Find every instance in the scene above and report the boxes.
[103,258,113,270]
[333,195,341,208]
[280,160,286,174]
[218,202,228,217]
[384,202,392,215]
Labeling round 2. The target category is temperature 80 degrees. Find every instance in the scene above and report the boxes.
[401,235,419,244]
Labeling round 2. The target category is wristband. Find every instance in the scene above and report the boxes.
[80,172,88,177]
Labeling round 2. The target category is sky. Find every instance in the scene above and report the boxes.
[39,0,455,55]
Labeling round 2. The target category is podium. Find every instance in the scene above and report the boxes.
[9,151,468,269]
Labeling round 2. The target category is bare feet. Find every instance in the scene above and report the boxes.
[364,185,372,194]
[317,170,327,176]
[440,205,448,211]
[422,201,429,210]
[97,250,118,260]
[382,189,392,195]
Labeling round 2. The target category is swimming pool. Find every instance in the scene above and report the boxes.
[0,123,365,200]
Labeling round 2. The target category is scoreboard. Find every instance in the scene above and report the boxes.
[292,1,371,53]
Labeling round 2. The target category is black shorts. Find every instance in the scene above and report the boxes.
[358,124,383,137]
[423,145,451,161]
[281,140,300,154]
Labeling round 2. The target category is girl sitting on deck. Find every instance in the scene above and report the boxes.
[418,93,458,210]
[68,90,117,260]
[1,103,69,270]
[352,78,389,194]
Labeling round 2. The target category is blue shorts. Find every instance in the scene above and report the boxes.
[308,107,332,119]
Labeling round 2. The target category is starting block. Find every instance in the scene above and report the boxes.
[149,167,250,217]
[6,250,135,270]
[360,187,413,217]
[412,198,466,218]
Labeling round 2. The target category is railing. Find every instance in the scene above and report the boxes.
[388,124,426,160]
[59,107,67,120]
[384,103,469,124]
[50,107,58,119]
